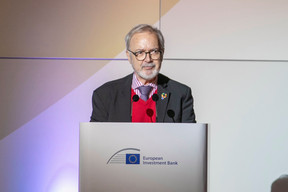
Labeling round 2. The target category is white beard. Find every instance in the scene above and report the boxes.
[135,63,159,80]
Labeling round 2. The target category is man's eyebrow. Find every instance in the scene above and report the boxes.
[134,48,159,52]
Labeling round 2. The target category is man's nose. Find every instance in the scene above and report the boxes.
[144,52,152,62]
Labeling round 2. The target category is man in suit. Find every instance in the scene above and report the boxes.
[90,24,196,123]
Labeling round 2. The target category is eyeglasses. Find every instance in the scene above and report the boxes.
[127,49,162,61]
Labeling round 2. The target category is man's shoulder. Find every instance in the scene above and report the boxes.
[158,73,191,91]
[94,74,132,93]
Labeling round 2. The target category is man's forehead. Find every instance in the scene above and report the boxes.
[130,32,159,47]
[131,31,157,40]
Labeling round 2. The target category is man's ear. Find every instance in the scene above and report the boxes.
[126,50,131,64]
[161,49,165,61]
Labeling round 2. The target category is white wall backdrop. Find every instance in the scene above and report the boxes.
[162,0,288,60]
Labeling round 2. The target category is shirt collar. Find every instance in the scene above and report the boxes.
[131,73,157,90]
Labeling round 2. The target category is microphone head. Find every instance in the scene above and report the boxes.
[152,94,159,102]
[146,108,154,117]
[132,95,139,102]
[167,109,175,118]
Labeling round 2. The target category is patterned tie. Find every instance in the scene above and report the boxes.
[138,86,153,101]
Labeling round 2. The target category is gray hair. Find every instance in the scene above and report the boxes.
[125,24,165,52]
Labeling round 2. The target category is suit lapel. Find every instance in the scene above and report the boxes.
[156,74,170,122]
[119,74,133,122]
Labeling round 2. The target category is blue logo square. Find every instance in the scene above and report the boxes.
[126,154,140,164]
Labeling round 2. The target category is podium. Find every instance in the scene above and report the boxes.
[79,123,208,192]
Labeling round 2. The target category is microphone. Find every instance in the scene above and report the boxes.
[132,94,139,102]
[146,108,154,122]
[131,95,140,117]
[167,109,175,123]
[152,94,159,102]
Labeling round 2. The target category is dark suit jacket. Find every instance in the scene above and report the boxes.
[90,73,196,123]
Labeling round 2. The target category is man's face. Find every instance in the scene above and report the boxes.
[126,31,162,84]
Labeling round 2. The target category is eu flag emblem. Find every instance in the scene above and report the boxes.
[126,154,140,164]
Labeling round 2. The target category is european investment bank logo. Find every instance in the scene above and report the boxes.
[107,148,140,165]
